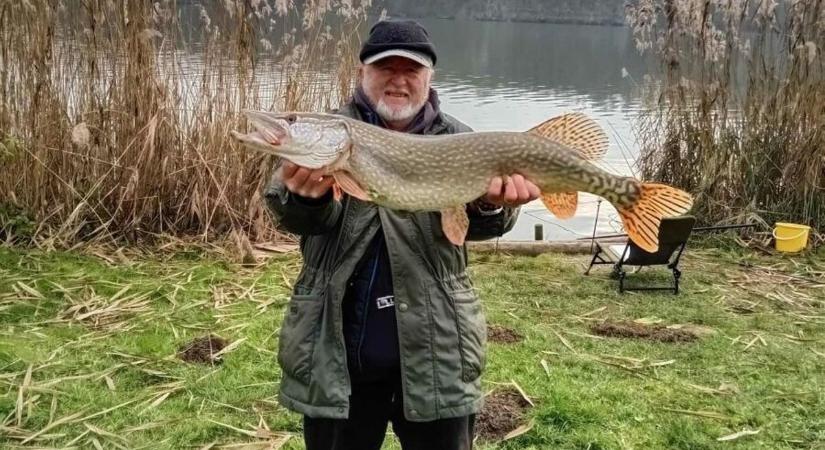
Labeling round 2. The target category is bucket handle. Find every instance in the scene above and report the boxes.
[772,228,808,241]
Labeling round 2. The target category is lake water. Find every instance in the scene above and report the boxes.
[125,12,652,242]
[415,18,650,241]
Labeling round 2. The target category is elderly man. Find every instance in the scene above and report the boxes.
[265,19,539,450]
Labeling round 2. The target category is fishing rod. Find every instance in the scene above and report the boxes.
[577,223,758,241]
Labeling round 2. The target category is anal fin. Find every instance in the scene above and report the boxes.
[441,206,469,246]
[332,171,371,202]
[541,192,578,219]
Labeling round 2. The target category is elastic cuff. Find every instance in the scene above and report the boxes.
[474,206,504,216]
[468,199,504,216]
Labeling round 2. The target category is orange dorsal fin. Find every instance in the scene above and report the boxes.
[528,113,608,161]
[332,171,371,201]
[541,192,578,219]
[441,206,469,246]
[617,183,693,252]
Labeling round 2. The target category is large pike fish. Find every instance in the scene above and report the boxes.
[232,111,693,252]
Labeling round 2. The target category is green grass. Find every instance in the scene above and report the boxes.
[0,243,824,449]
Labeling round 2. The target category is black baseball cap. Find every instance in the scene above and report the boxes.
[359,19,437,68]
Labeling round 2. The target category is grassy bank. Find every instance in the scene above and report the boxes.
[1,244,824,449]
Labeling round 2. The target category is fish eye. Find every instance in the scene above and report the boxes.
[286,114,297,123]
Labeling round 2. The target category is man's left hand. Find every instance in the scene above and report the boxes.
[483,174,541,207]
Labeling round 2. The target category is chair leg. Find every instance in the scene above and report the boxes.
[618,269,627,293]
[584,251,600,275]
[673,267,682,294]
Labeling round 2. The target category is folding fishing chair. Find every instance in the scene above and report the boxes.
[585,216,696,294]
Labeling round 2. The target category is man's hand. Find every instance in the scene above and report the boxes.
[280,161,335,199]
[483,174,540,207]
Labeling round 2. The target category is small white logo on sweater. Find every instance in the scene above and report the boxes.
[376,295,395,309]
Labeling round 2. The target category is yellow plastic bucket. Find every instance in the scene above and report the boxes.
[773,222,811,253]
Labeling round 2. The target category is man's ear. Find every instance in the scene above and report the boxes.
[357,64,364,82]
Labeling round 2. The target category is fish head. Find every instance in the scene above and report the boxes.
[232,111,351,170]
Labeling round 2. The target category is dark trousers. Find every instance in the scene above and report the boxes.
[303,376,475,450]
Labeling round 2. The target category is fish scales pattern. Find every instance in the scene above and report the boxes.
[345,118,631,211]
[233,111,693,251]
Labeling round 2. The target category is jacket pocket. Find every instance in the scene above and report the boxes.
[451,288,487,382]
[278,293,324,384]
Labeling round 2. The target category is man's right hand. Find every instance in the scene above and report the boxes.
[280,161,335,199]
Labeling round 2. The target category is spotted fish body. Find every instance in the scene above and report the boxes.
[344,118,640,210]
[232,111,693,251]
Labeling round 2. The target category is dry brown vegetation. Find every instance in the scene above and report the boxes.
[0,0,371,247]
[626,0,825,237]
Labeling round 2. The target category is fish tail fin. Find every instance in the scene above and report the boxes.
[616,183,693,253]
[541,192,578,219]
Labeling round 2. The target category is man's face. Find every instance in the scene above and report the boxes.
[360,56,433,125]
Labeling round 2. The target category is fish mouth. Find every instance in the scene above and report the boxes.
[243,110,290,146]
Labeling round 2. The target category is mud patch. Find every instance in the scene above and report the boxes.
[476,388,532,441]
[487,325,523,344]
[590,320,699,343]
[178,334,228,364]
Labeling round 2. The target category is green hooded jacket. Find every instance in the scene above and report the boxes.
[264,102,518,422]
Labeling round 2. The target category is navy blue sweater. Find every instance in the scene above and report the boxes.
[342,233,399,382]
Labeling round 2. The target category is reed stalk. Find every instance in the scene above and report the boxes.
[0,0,371,246]
[626,0,824,236]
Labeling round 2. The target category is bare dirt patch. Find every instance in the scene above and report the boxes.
[178,334,228,364]
[476,387,532,441]
[487,325,523,344]
[590,320,699,343]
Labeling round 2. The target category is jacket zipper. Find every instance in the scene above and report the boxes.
[334,197,353,397]
[356,237,381,373]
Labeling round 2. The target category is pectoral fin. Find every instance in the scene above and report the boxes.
[441,206,469,246]
[332,184,343,201]
[332,171,371,201]
[541,192,578,219]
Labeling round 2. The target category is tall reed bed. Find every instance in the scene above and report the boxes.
[0,0,371,246]
[625,0,824,234]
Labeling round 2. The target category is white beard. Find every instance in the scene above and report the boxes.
[375,98,423,123]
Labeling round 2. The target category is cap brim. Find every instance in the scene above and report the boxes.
[363,49,433,68]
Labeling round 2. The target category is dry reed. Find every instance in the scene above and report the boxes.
[0,0,371,246]
[625,0,824,238]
